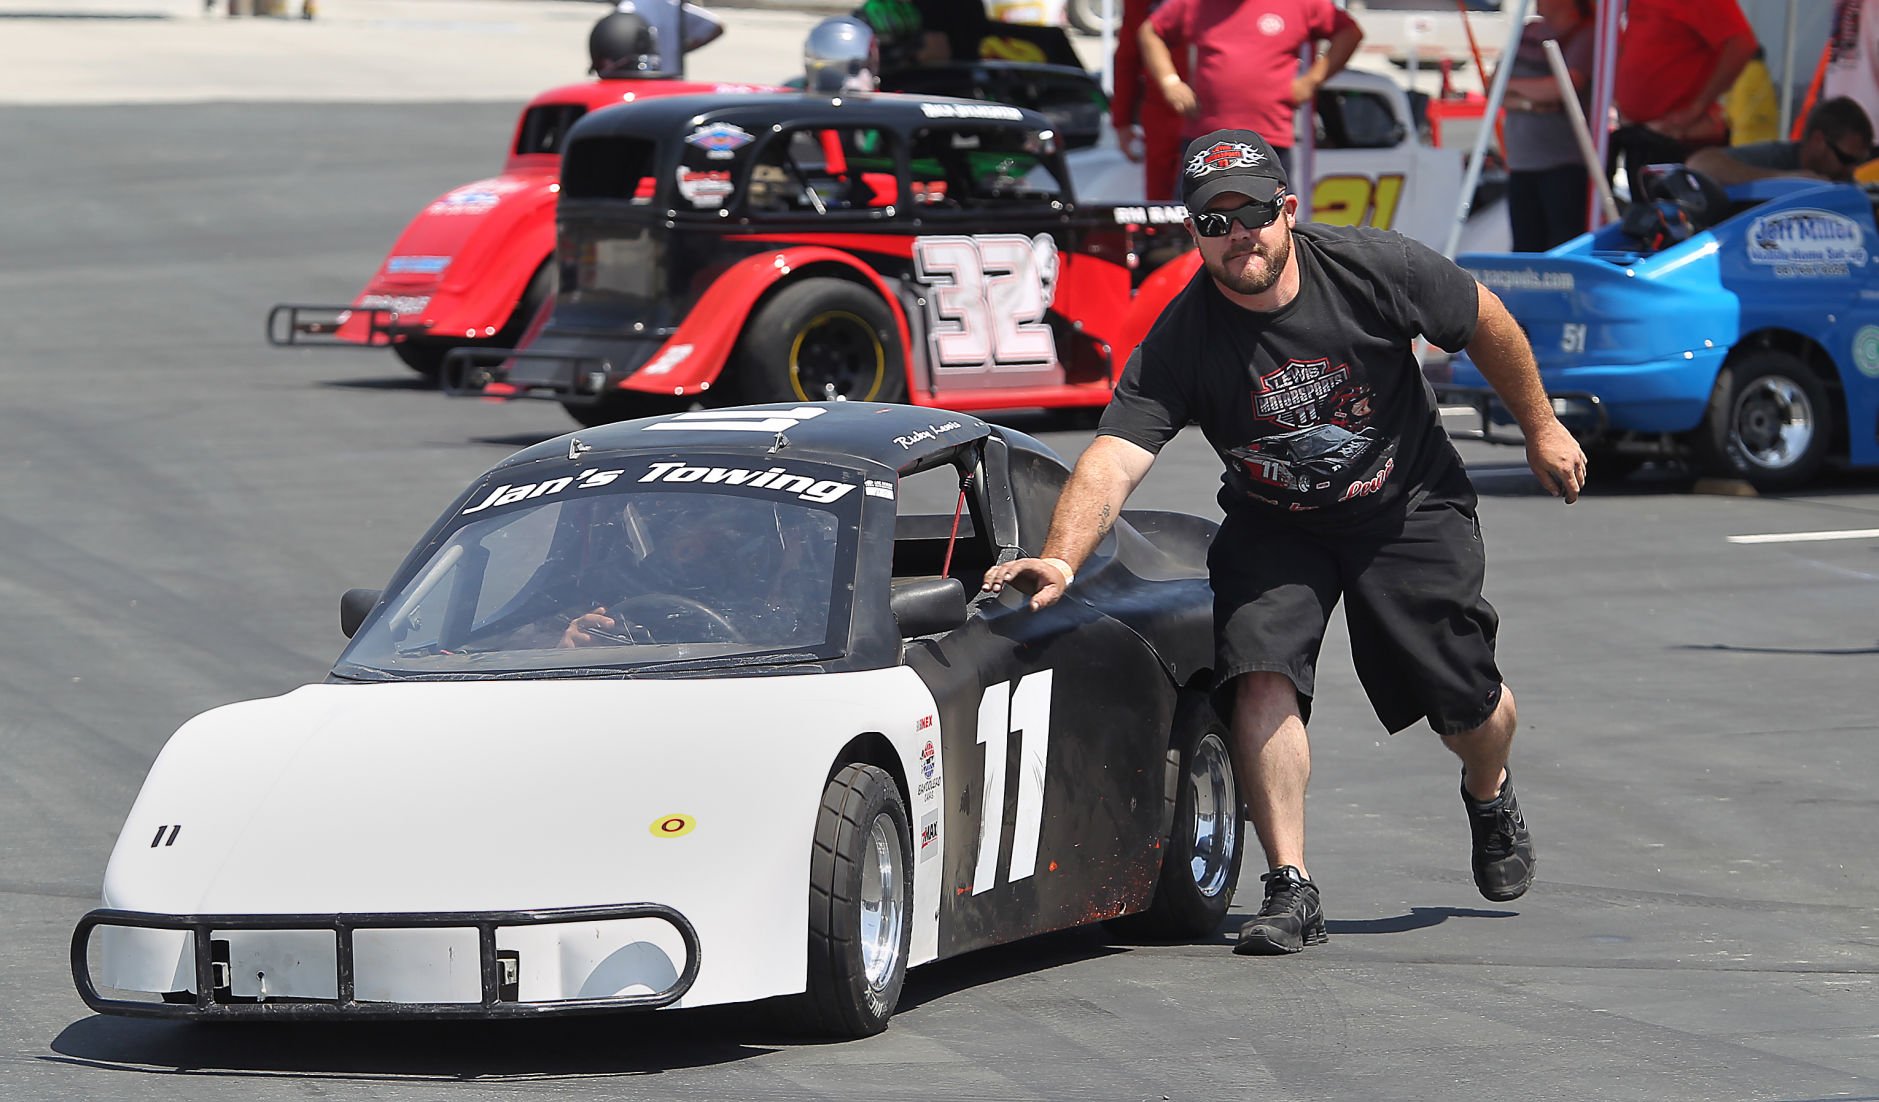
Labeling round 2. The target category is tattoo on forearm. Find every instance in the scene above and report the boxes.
[1098,504,1113,536]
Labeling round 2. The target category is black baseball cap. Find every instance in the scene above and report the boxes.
[1180,128,1289,213]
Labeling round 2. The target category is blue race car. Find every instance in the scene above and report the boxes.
[1434,167,1879,491]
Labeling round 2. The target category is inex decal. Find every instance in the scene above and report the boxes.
[685,122,754,160]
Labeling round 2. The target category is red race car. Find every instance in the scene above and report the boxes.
[267,62,774,378]
[446,92,1201,425]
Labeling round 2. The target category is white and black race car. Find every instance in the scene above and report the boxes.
[73,402,1242,1037]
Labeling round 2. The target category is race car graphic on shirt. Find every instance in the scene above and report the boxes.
[1228,423,1381,493]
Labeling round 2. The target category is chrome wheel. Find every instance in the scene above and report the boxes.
[1186,731,1238,897]
[858,813,906,990]
[1729,373,1817,471]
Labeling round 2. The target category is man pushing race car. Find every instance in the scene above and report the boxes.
[986,127,1584,955]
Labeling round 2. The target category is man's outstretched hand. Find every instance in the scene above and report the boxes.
[982,557,1074,612]
[1526,421,1587,504]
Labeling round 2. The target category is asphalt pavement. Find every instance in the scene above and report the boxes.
[1,4,1877,1100]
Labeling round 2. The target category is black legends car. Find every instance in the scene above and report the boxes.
[444,93,1201,426]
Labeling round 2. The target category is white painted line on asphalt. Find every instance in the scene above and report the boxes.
[1726,528,1879,545]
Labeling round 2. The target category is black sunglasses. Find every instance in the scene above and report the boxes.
[1191,196,1286,237]
[1826,138,1872,169]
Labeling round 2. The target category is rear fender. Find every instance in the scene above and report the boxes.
[355,175,558,340]
[1111,251,1201,376]
[619,247,913,396]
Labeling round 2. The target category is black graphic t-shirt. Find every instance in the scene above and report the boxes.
[1099,223,1479,530]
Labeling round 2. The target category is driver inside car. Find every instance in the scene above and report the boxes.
[557,494,832,648]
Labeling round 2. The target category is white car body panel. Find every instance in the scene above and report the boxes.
[95,669,949,1009]
[1067,68,1512,255]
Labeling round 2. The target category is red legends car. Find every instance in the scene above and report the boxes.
[445,93,1201,425]
[266,74,774,378]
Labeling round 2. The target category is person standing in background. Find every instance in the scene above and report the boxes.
[1825,0,1879,143]
[1137,0,1363,182]
[1112,0,1190,199]
[1609,0,1756,201]
[1499,0,1596,252]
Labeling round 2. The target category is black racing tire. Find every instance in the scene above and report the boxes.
[1110,694,1244,940]
[392,260,554,382]
[789,763,913,1038]
[1692,349,1832,492]
[392,338,450,380]
[733,278,907,405]
[557,391,697,428]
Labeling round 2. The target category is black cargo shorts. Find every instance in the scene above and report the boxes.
[1207,489,1504,736]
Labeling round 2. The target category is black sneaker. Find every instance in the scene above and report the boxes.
[1234,866,1326,955]
[1462,770,1535,901]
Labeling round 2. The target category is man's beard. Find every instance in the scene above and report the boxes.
[1204,225,1292,296]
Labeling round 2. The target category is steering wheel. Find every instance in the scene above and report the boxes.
[608,593,745,643]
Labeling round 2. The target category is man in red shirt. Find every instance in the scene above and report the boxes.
[1138,0,1362,182]
[1112,0,1191,199]
[1611,0,1757,200]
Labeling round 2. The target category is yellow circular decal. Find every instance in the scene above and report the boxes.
[650,814,696,838]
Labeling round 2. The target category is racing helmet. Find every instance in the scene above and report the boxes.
[589,11,660,78]
[804,16,880,94]
[629,494,786,599]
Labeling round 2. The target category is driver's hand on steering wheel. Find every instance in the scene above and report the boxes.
[559,606,623,648]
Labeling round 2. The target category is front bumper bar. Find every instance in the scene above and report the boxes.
[1434,384,1611,445]
[266,304,426,349]
[440,346,618,408]
[73,902,700,1020]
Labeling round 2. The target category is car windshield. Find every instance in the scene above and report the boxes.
[335,461,862,679]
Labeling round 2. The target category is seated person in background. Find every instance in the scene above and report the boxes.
[1687,96,1876,185]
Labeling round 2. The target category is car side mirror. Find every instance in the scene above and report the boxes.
[891,577,968,638]
[340,588,381,639]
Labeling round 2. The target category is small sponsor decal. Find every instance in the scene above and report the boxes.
[1111,204,1188,225]
[865,479,895,499]
[918,810,939,860]
[1185,140,1266,178]
[640,343,694,376]
[354,293,430,317]
[921,739,937,780]
[1855,326,1879,378]
[650,814,696,838]
[424,180,524,215]
[1748,208,1868,277]
[1470,267,1575,293]
[638,461,853,503]
[919,102,1024,120]
[385,255,450,275]
[675,167,734,208]
[893,420,964,450]
[685,122,754,159]
[915,714,934,731]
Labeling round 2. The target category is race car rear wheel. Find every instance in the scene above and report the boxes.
[1111,694,1244,939]
[794,762,913,1037]
[1693,350,1831,492]
[737,278,907,404]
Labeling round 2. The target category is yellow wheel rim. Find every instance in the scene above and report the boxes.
[788,309,886,402]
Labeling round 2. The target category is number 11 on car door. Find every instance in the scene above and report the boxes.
[972,669,1052,894]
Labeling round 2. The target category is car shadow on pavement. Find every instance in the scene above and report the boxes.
[45,1008,773,1080]
[319,375,439,392]
[895,926,1127,1014]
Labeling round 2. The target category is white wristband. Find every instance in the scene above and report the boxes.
[1160,73,1182,87]
[1042,557,1076,588]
